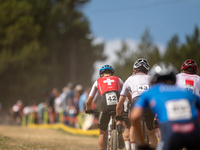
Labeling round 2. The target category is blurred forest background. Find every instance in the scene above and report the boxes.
[0,0,200,110]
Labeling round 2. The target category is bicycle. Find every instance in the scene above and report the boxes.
[85,109,119,150]
[107,111,118,150]
[141,115,149,144]
[119,110,151,150]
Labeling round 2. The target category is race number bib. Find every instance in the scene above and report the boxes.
[165,99,192,121]
[137,85,149,93]
[182,85,195,94]
[106,92,118,105]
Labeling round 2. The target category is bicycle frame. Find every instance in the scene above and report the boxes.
[108,115,115,140]
[107,112,117,150]
[141,117,149,144]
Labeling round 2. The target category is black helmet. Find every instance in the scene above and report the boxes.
[99,64,114,76]
[133,58,150,70]
[150,62,178,84]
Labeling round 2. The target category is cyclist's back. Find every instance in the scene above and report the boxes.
[176,59,200,96]
[121,73,150,102]
[176,73,200,95]
[120,59,150,106]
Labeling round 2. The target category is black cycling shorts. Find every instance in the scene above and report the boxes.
[98,90,120,131]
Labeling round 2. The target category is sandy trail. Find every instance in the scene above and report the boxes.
[0,125,99,150]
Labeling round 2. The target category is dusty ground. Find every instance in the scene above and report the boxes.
[0,125,99,150]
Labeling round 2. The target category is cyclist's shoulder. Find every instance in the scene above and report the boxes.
[134,72,149,76]
[133,73,150,80]
[176,72,182,77]
[177,72,200,78]
[109,75,123,82]
[125,75,133,80]
[126,73,149,79]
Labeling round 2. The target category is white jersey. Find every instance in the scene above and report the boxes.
[176,73,200,96]
[120,73,150,99]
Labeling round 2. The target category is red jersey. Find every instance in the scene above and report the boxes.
[97,76,121,96]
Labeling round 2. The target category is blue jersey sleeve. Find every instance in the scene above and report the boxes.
[134,91,149,109]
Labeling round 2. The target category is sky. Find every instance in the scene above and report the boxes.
[82,0,200,80]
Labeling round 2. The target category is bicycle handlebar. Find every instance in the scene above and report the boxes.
[85,109,100,114]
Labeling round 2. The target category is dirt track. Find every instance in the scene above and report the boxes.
[0,125,99,150]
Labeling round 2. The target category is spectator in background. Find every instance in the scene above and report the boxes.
[79,87,91,114]
[61,82,75,125]
[59,86,69,125]
[68,84,83,127]
[78,87,91,128]
[47,88,58,124]
[72,84,83,115]
[66,82,75,102]
[68,99,77,127]
[31,101,38,124]
[23,104,32,125]
[37,102,47,124]
[54,90,62,123]
[12,100,23,125]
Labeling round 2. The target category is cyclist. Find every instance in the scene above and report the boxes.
[131,62,200,150]
[116,58,157,150]
[176,59,200,96]
[85,65,124,150]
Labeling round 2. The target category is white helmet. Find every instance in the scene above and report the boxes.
[133,58,150,70]
[150,62,178,84]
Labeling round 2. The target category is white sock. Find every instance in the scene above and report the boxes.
[125,139,130,150]
[131,142,136,150]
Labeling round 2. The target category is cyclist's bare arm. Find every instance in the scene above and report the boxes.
[116,96,126,116]
[86,96,94,110]
[86,81,98,110]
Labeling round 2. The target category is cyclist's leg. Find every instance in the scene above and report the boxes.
[123,98,131,150]
[116,121,125,149]
[98,99,110,150]
[130,124,137,150]
[144,108,158,148]
[115,91,125,149]
[124,125,130,150]
[98,129,107,150]
[146,128,158,148]
[130,97,139,150]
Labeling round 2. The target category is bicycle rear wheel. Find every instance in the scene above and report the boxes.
[111,129,117,150]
